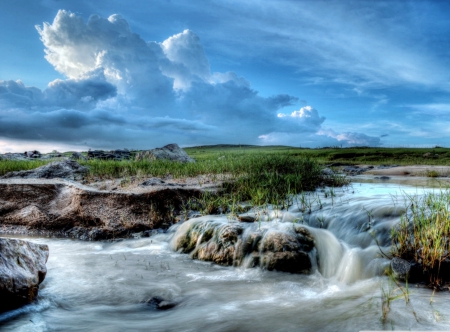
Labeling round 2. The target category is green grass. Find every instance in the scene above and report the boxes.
[391,190,450,287]
[0,148,347,217]
[185,145,450,166]
[0,159,50,175]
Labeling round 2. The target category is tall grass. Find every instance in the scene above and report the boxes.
[0,160,50,175]
[391,190,450,287]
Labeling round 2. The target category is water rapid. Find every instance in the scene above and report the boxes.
[1,181,450,331]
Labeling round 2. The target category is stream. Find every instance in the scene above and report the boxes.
[1,179,450,331]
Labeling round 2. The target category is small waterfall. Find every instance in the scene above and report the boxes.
[306,227,344,278]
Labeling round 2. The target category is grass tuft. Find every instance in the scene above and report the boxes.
[391,190,450,287]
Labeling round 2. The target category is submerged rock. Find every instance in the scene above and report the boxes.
[0,238,49,312]
[144,296,178,310]
[171,218,314,274]
[0,160,89,181]
[135,144,194,163]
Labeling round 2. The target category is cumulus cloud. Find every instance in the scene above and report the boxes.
[317,129,381,147]
[0,10,381,151]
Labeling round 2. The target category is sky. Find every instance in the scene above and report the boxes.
[1,0,450,153]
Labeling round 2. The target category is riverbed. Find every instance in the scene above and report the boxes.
[1,179,450,331]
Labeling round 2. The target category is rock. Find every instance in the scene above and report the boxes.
[140,178,165,186]
[0,238,49,312]
[0,180,202,240]
[144,296,178,310]
[71,152,87,161]
[0,160,89,181]
[87,149,131,161]
[24,150,41,159]
[135,144,194,163]
[390,257,410,281]
[374,176,391,180]
[238,215,256,223]
[171,219,314,274]
[321,168,334,176]
[342,166,369,175]
[1,153,30,161]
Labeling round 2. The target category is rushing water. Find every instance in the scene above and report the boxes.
[2,181,450,332]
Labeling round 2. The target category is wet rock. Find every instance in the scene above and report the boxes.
[391,257,410,281]
[0,238,49,312]
[238,215,256,223]
[144,296,178,310]
[342,166,369,176]
[0,160,89,181]
[374,176,391,180]
[135,144,194,163]
[172,219,315,274]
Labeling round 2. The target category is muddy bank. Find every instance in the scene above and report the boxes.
[0,178,210,240]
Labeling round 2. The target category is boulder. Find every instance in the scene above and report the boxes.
[136,144,194,163]
[171,218,314,273]
[70,152,87,161]
[0,160,89,181]
[1,153,29,161]
[0,238,49,312]
[24,150,41,159]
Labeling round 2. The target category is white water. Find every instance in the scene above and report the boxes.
[2,181,450,331]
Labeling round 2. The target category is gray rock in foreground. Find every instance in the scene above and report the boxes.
[0,238,49,312]
[0,160,89,180]
[136,144,194,163]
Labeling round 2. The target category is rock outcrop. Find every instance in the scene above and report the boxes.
[87,149,131,160]
[135,144,194,163]
[0,238,49,312]
[171,218,314,273]
[0,179,203,240]
[0,160,89,181]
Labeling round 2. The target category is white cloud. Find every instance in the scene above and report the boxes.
[317,128,381,146]
[277,106,325,128]
[0,10,382,152]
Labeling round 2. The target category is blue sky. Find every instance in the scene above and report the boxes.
[1,0,450,152]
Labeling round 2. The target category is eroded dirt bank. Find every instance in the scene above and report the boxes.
[0,178,208,240]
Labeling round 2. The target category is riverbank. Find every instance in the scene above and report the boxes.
[3,182,450,331]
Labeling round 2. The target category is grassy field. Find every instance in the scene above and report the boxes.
[185,145,450,165]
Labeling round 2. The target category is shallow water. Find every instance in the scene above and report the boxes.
[2,181,450,332]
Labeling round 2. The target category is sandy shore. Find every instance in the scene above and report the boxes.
[363,165,450,177]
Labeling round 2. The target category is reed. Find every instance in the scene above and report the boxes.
[391,190,450,287]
